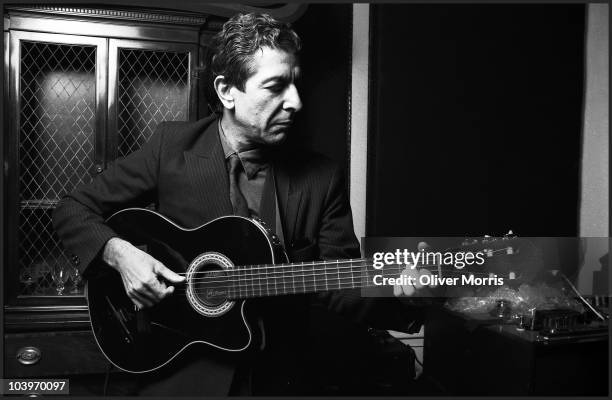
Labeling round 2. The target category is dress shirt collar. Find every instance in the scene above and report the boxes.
[218,119,269,180]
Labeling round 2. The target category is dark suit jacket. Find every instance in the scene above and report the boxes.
[54,115,404,395]
[53,115,362,271]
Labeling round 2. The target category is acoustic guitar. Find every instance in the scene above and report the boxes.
[86,208,519,373]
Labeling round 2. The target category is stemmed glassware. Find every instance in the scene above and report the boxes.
[52,264,70,295]
[70,265,83,294]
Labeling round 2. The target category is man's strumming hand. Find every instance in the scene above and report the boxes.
[102,237,185,309]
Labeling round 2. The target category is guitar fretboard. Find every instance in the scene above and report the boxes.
[200,258,431,299]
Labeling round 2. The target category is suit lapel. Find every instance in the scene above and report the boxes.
[184,119,233,221]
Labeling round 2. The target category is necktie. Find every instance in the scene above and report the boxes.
[228,154,250,217]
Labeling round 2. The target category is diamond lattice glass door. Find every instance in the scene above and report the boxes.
[8,31,107,299]
[109,39,196,159]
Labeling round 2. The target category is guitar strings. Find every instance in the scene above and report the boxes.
[173,246,513,282]
[175,246,514,284]
[180,264,507,286]
[172,268,517,297]
[173,274,512,299]
[178,267,512,287]
[174,245,513,277]
[177,266,507,290]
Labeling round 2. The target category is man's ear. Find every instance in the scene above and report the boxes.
[213,75,234,110]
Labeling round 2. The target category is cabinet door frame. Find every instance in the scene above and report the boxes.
[6,30,108,308]
[107,38,198,161]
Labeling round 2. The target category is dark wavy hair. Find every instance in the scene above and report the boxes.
[207,13,301,111]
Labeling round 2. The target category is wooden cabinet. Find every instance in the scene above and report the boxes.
[2,5,216,381]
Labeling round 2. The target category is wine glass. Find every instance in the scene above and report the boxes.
[70,265,83,294]
[52,264,69,295]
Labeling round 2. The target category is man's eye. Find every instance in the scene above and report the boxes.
[267,84,284,93]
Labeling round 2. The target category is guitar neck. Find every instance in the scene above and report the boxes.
[225,258,407,299]
[222,245,517,300]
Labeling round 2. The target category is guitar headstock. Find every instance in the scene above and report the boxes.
[443,231,542,281]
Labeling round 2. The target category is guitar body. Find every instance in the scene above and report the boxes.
[86,208,286,373]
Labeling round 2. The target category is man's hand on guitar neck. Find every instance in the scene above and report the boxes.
[393,241,439,297]
[103,237,186,309]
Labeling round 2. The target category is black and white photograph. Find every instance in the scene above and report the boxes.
[1,2,609,397]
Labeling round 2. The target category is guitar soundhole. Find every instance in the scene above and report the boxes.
[186,252,235,317]
[195,265,229,307]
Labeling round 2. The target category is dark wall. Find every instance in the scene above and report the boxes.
[291,4,352,170]
[367,4,586,237]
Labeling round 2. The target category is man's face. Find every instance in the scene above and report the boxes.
[229,46,302,147]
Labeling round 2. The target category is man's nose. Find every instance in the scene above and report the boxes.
[283,84,302,113]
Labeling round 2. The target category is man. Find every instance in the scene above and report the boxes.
[54,13,429,396]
